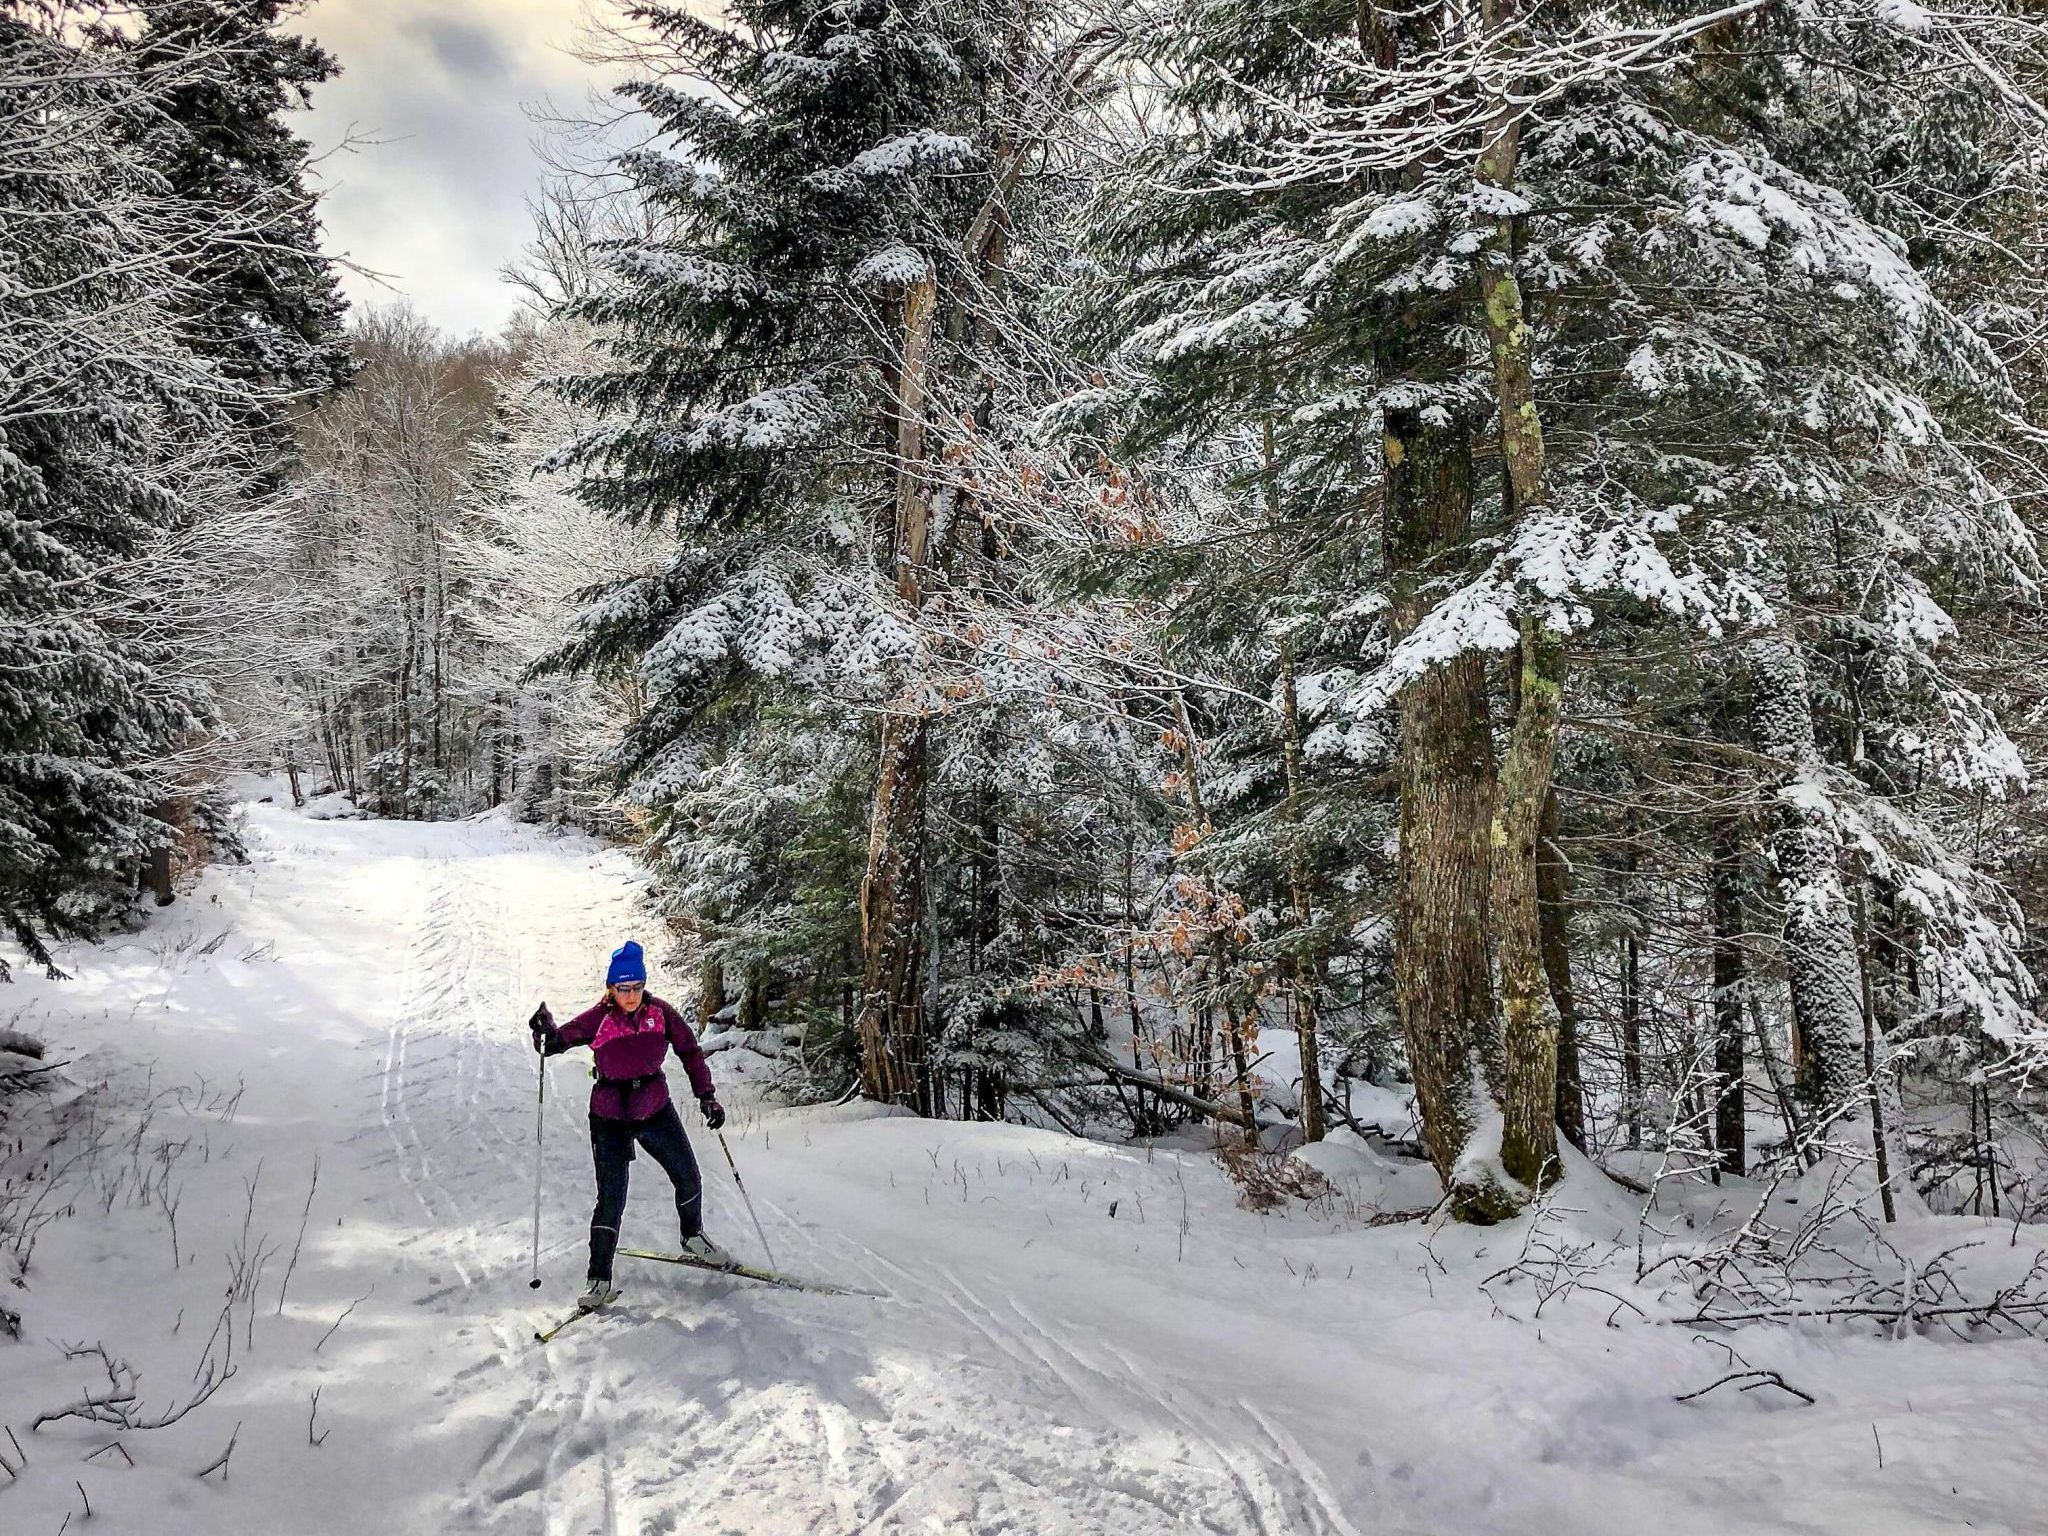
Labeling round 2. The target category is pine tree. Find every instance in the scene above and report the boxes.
[123,0,354,444]
[553,0,1111,1110]
[0,6,341,965]
[1079,0,2047,1210]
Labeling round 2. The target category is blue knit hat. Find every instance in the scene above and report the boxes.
[606,940,646,987]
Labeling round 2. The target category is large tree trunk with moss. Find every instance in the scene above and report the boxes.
[1476,102,1564,1202]
[1491,621,1565,1195]
[1384,406,1509,1218]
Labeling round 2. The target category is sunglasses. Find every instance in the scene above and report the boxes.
[614,981,644,993]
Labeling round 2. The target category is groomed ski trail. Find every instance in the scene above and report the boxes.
[8,801,2039,1536]
[364,811,1375,1536]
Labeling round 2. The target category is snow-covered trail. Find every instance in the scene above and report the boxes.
[4,803,2045,1535]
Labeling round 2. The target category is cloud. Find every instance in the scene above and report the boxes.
[410,15,516,85]
[294,0,611,336]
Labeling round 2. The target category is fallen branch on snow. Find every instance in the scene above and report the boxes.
[1676,1369,1815,1406]
[1321,1099,1430,1162]
[1078,1049,1290,1133]
[0,1027,45,1059]
[33,1336,236,1432]
[195,1420,241,1479]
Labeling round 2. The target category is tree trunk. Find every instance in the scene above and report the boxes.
[1383,406,1509,1219]
[739,961,769,1033]
[396,639,414,818]
[1749,989,1816,1168]
[1621,829,1643,1150]
[344,696,361,795]
[431,582,445,773]
[1536,786,1585,1151]
[1218,982,1258,1150]
[489,690,506,809]
[963,745,1004,1121]
[858,711,931,1111]
[697,955,725,1034]
[1168,691,1260,1148]
[1260,412,1326,1144]
[1123,827,1166,1135]
[1477,105,1563,1201]
[1487,539,1565,1197]
[857,273,940,1113]
[1278,638,1326,1144]
[1851,868,1899,1221]
[146,845,174,907]
[1748,638,1861,1120]
[316,688,345,792]
[1711,812,1747,1176]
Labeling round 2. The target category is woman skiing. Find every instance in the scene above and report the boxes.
[529,939,732,1310]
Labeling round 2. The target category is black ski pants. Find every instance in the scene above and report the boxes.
[588,1102,703,1282]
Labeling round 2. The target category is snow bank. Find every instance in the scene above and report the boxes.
[3,803,2045,1536]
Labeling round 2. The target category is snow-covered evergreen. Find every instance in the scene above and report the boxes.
[9,4,2048,1532]
[0,2,344,964]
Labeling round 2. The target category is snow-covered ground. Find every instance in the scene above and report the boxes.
[3,802,2046,1535]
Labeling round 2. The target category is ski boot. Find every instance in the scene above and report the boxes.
[680,1234,736,1269]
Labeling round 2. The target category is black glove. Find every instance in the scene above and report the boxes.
[528,1001,556,1054]
[699,1096,726,1131]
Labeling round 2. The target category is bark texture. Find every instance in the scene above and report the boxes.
[859,710,931,1110]
[1536,786,1585,1150]
[1383,407,1509,1219]
[1491,618,1564,1193]
[857,275,940,1112]
[1477,103,1564,1200]
[1711,813,1747,1176]
[1749,637,1861,1120]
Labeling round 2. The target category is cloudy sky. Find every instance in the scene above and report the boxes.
[294,0,615,337]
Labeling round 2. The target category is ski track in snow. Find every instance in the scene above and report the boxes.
[311,816,1253,1535]
[8,803,2035,1536]
[333,818,1362,1536]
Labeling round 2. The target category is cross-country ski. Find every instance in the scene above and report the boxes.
[532,1299,612,1346]
[616,1248,875,1298]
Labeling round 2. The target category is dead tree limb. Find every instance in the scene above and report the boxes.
[1080,1049,1288,1133]
[194,1420,241,1479]
[1676,1369,1815,1406]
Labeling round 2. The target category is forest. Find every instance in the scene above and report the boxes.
[7,0,2048,1225]
[9,2,2048,1530]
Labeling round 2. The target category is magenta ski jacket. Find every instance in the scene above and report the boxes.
[543,994,716,1122]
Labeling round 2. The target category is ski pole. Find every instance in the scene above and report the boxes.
[714,1127,778,1273]
[529,1036,546,1290]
